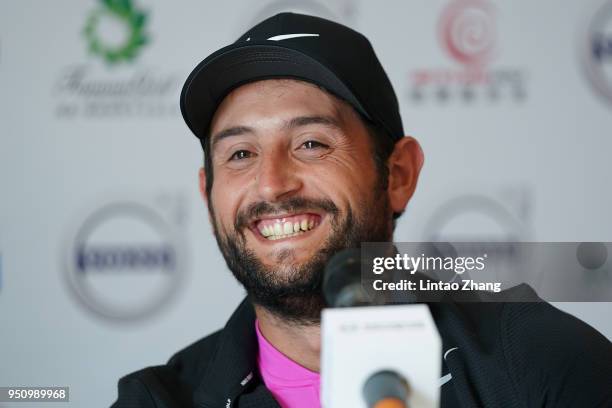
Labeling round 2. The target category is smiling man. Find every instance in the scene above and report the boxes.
[112,12,612,408]
[205,79,416,328]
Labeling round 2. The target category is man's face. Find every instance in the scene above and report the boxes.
[205,79,393,323]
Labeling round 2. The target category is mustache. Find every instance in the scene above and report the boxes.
[235,197,340,231]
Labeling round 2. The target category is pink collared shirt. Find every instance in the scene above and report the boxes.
[255,320,321,408]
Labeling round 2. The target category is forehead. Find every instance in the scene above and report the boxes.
[209,79,356,134]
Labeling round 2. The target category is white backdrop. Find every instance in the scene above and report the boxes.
[1,1,611,407]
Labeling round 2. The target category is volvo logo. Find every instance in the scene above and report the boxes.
[64,199,186,322]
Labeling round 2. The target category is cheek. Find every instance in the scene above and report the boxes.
[312,155,378,196]
[306,165,375,211]
[210,177,244,231]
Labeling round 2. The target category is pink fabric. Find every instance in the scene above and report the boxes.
[255,320,321,408]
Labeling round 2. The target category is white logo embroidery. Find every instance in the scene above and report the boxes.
[267,33,320,41]
[443,347,459,360]
[439,347,459,387]
[439,372,453,387]
[240,372,253,386]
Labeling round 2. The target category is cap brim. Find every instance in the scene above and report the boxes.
[180,43,369,141]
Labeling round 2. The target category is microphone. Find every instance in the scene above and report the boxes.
[323,248,372,307]
[320,247,441,408]
[324,245,404,307]
[363,370,410,408]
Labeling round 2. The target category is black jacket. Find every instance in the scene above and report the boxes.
[112,295,612,408]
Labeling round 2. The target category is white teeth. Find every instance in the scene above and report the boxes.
[274,223,283,236]
[259,217,319,239]
[267,231,305,240]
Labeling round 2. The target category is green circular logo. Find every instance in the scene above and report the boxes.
[84,0,149,64]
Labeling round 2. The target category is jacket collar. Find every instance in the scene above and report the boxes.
[194,297,261,407]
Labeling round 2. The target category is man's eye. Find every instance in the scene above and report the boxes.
[301,140,328,149]
[229,150,253,161]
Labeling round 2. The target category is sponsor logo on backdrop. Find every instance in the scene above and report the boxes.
[64,195,187,321]
[581,0,612,106]
[407,0,527,104]
[84,0,149,64]
[421,187,532,284]
[53,0,180,118]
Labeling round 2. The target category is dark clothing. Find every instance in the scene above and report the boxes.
[112,295,612,408]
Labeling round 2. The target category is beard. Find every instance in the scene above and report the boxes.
[210,191,392,325]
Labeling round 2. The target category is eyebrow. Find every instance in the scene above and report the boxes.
[210,125,254,150]
[210,115,343,151]
[285,115,342,131]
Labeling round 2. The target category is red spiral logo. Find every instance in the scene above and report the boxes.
[439,0,496,66]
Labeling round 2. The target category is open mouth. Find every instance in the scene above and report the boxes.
[252,213,322,241]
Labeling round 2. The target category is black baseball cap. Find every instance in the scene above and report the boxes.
[180,12,404,147]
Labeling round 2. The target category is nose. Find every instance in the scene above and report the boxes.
[255,147,303,203]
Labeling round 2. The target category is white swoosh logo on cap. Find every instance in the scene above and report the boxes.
[267,33,320,41]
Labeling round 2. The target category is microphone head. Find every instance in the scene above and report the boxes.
[362,369,410,408]
[323,248,367,307]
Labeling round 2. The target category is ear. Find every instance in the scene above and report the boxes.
[387,136,424,214]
